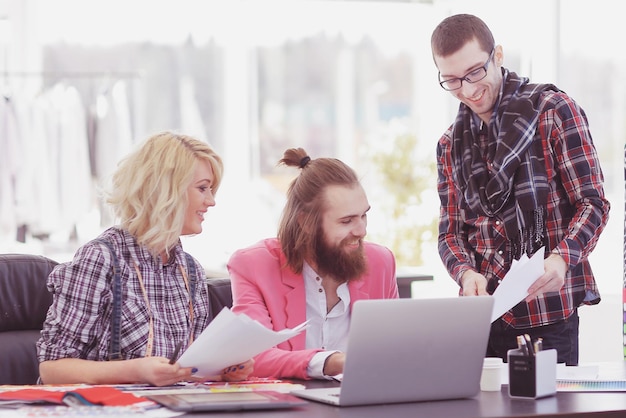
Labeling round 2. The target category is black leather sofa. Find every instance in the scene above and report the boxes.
[0,254,57,385]
[0,253,234,385]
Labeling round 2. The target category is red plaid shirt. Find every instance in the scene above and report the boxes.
[437,91,610,328]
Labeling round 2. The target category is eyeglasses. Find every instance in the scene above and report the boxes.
[438,49,495,91]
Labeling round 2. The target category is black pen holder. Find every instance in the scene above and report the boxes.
[507,348,557,399]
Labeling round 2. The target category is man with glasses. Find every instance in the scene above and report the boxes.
[430,14,609,365]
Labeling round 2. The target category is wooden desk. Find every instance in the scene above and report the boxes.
[183,362,626,418]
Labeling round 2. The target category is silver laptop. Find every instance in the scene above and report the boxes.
[291,296,494,406]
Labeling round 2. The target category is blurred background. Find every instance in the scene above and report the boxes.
[0,0,623,363]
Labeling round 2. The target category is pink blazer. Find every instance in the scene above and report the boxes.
[227,238,398,379]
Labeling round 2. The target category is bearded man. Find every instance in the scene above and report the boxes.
[227,147,398,380]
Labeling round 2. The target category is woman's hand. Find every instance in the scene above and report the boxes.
[39,356,196,386]
[219,359,255,382]
[134,357,197,386]
[197,359,255,382]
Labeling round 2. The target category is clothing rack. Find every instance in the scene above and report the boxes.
[1,70,144,99]
[3,70,143,244]
[1,70,142,78]
[1,70,143,94]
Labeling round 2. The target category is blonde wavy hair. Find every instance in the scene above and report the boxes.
[106,132,223,255]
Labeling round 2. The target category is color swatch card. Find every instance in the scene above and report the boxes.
[556,364,626,392]
[557,380,626,392]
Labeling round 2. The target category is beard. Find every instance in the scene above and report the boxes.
[312,230,368,282]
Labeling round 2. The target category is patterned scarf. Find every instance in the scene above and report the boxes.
[450,69,560,259]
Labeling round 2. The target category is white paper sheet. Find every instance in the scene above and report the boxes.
[490,247,545,323]
[178,307,308,378]
[556,364,600,381]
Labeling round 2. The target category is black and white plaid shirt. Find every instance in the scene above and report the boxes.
[37,227,210,362]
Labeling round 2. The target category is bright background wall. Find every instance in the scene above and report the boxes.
[0,0,623,363]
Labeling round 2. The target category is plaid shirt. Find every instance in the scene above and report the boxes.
[37,227,210,362]
[437,91,610,328]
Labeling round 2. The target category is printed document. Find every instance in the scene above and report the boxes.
[178,308,308,378]
[490,247,545,322]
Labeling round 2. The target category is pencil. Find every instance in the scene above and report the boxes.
[169,341,183,365]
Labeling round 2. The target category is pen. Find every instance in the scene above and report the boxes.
[524,334,534,356]
[169,341,183,365]
[516,335,528,356]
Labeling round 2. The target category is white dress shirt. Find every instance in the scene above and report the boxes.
[302,262,351,379]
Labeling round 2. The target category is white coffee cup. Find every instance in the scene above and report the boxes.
[480,357,503,391]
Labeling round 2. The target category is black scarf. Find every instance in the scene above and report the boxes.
[450,69,560,259]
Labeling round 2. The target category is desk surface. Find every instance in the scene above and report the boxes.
[181,362,626,418]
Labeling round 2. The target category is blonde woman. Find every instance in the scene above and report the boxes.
[37,132,253,386]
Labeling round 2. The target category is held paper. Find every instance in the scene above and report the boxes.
[490,247,545,323]
[178,307,308,378]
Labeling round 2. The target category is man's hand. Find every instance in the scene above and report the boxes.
[323,352,345,377]
[460,270,489,296]
[525,253,567,302]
